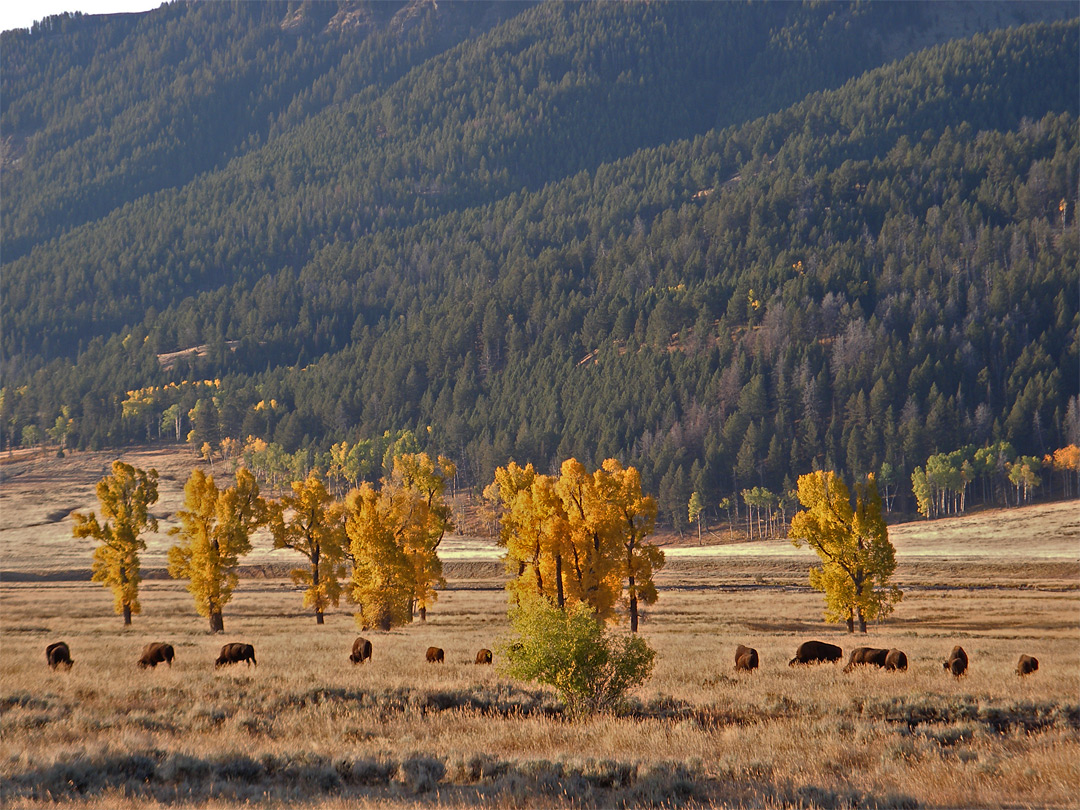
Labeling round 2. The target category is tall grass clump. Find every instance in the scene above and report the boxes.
[498,597,655,718]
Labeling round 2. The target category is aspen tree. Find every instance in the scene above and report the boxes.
[72,461,159,625]
[168,467,267,632]
[687,491,704,544]
[268,471,346,624]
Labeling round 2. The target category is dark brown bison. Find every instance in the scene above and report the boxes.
[475,648,493,665]
[350,637,372,664]
[789,640,843,666]
[426,646,444,664]
[1017,654,1039,676]
[884,648,908,671]
[46,641,72,670]
[215,642,257,668]
[734,644,759,672]
[943,645,968,677]
[843,647,891,672]
[138,642,175,668]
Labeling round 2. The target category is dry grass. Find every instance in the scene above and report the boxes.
[1,448,1078,807]
[1,571,1077,808]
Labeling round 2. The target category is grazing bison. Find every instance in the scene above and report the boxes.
[426,646,444,664]
[734,644,759,672]
[215,643,257,668]
[475,648,493,665]
[46,641,73,670]
[789,640,843,666]
[1017,654,1039,676]
[884,648,908,672]
[843,647,891,672]
[943,645,968,677]
[138,642,175,668]
[350,637,372,664]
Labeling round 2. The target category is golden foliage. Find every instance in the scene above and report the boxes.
[268,471,347,623]
[489,457,662,629]
[344,453,454,630]
[70,460,159,623]
[790,470,901,631]
[168,467,268,632]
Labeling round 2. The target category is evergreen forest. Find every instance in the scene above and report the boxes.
[2,1,1078,528]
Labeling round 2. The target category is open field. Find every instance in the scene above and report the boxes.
[2,569,1078,806]
[2,446,1079,807]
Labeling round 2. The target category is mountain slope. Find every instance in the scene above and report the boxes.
[1,5,1077,525]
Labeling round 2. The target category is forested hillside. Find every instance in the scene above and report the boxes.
[2,1,1077,526]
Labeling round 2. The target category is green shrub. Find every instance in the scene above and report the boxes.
[498,597,656,717]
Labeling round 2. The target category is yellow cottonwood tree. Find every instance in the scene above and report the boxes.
[345,481,414,630]
[72,461,159,625]
[490,462,571,608]
[268,471,346,624]
[490,458,663,630]
[557,458,623,621]
[393,453,455,621]
[790,471,901,633]
[345,453,454,629]
[603,459,662,633]
[168,467,267,632]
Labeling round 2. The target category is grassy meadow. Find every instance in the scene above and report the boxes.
[2,563,1078,808]
[1,449,1078,807]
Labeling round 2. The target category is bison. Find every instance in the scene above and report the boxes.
[843,647,891,672]
[350,637,372,664]
[46,641,73,670]
[884,648,908,671]
[734,644,759,672]
[475,648,493,665]
[943,645,968,677]
[215,642,257,668]
[138,642,175,668]
[1017,654,1039,676]
[789,640,843,666]
[426,646,444,664]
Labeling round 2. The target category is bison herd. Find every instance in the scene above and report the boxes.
[43,637,1044,679]
[719,640,1040,678]
[44,638,497,670]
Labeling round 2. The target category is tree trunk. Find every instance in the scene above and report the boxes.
[123,604,132,626]
[846,613,854,633]
[629,575,638,633]
[312,554,321,623]
[857,607,867,633]
[555,553,565,609]
[210,611,224,633]
[419,606,427,621]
